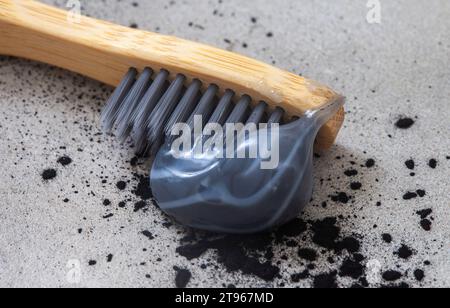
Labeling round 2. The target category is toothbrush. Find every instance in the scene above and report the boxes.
[0,0,346,233]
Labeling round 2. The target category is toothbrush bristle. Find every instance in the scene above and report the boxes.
[101,67,286,156]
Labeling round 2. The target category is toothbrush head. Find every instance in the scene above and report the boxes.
[101,67,344,233]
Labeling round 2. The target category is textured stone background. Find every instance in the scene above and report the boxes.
[0,0,448,288]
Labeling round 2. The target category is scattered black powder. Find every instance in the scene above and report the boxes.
[428,159,437,169]
[382,270,402,282]
[420,219,432,231]
[116,181,127,190]
[405,159,415,170]
[133,174,153,200]
[395,117,415,129]
[414,269,425,282]
[142,230,155,240]
[382,233,393,243]
[42,169,57,180]
[176,234,279,281]
[134,201,147,212]
[417,189,426,198]
[350,182,362,190]
[103,199,111,206]
[403,192,418,200]
[338,237,361,253]
[416,209,432,219]
[130,156,139,166]
[107,254,113,262]
[291,270,310,282]
[297,248,317,262]
[310,217,340,249]
[88,260,97,266]
[103,213,113,219]
[57,156,72,166]
[275,218,307,238]
[331,192,351,204]
[395,244,413,260]
[313,271,338,288]
[339,258,364,279]
[174,267,192,288]
[365,159,375,168]
[344,169,358,177]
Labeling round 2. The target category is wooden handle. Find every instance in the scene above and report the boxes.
[0,0,344,150]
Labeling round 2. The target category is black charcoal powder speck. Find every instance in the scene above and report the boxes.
[338,237,361,253]
[331,192,351,204]
[133,174,153,200]
[350,182,362,190]
[414,269,425,282]
[275,218,307,238]
[420,219,432,231]
[174,267,192,288]
[313,271,338,289]
[403,192,418,200]
[416,209,432,219]
[344,169,358,177]
[291,270,310,282]
[395,117,415,129]
[382,233,392,243]
[339,258,364,279]
[134,201,147,212]
[42,169,57,180]
[416,189,426,198]
[428,159,437,169]
[365,159,375,168]
[405,159,415,170]
[57,156,72,166]
[382,270,402,282]
[142,230,155,240]
[311,217,340,249]
[395,244,413,260]
[297,248,317,262]
[116,181,127,190]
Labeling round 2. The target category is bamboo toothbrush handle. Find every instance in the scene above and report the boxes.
[0,0,344,150]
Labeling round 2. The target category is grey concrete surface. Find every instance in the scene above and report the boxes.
[0,0,448,288]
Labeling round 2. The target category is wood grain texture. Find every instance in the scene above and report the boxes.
[0,0,345,150]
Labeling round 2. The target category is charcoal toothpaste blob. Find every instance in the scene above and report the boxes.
[150,100,344,233]
[0,0,345,233]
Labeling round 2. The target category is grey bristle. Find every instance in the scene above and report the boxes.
[164,79,202,138]
[131,69,169,151]
[145,74,186,155]
[226,95,251,124]
[186,84,219,129]
[114,67,153,141]
[268,107,285,125]
[208,89,235,126]
[101,68,137,133]
[246,101,267,125]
